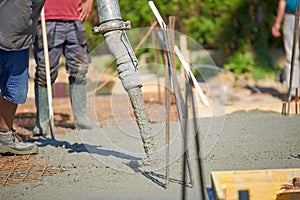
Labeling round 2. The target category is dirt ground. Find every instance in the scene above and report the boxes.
[1,70,300,200]
[14,69,289,137]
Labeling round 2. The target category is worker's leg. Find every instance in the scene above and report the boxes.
[33,21,63,135]
[65,21,98,129]
[0,49,38,155]
[0,95,17,131]
[283,13,300,96]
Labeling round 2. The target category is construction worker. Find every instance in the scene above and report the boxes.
[272,0,300,98]
[33,0,98,136]
[0,0,45,155]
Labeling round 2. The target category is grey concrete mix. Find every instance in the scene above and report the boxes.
[1,110,300,200]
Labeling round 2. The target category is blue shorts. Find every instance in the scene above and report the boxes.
[0,48,29,104]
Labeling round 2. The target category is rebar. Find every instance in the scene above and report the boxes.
[0,155,65,187]
[287,1,300,114]
[149,0,194,188]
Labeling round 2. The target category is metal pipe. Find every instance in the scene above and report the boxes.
[96,0,122,23]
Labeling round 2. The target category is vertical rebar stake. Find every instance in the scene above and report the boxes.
[190,79,206,200]
[148,0,194,189]
[181,80,189,200]
[287,1,300,115]
[282,102,287,115]
[182,76,206,200]
[295,88,299,114]
[165,42,171,190]
[165,16,176,189]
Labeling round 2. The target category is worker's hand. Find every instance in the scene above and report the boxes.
[272,23,281,38]
[78,0,93,22]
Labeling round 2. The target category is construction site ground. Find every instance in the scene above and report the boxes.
[1,67,300,200]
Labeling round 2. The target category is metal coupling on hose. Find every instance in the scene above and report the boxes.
[92,20,131,35]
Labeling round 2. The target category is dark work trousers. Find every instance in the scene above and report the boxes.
[33,20,89,87]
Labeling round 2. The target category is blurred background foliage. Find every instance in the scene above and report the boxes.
[85,0,282,80]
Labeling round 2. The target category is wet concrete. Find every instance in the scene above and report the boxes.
[1,110,300,200]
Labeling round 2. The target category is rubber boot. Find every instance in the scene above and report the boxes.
[70,84,98,129]
[127,87,156,157]
[33,86,49,136]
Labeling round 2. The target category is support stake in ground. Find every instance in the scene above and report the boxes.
[148,0,194,189]
[287,1,300,115]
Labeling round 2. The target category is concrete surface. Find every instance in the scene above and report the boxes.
[1,110,300,200]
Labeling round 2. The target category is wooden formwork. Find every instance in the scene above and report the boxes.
[211,168,300,200]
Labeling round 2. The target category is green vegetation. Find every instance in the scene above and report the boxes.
[85,0,281,80]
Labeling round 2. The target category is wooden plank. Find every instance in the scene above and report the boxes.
[211,169,300,200]
[211,172,225,200]
[276,189,300,200]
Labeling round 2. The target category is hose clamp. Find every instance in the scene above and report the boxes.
[92,20,132,35]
